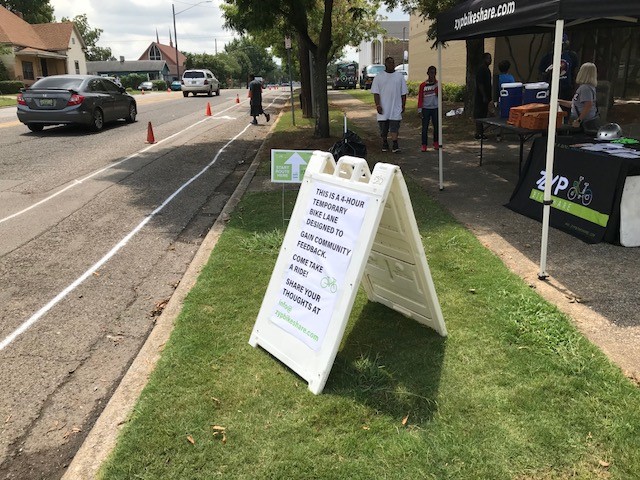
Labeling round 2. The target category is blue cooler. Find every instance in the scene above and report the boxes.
[499,82,523,118]
[524,82,549,104]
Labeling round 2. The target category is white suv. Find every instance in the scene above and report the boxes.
[181,69,220,97]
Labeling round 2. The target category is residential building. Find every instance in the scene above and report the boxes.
[138,41,186,81]
[357,21,410,70]
[87,58,170,82]
[0,5,87,85]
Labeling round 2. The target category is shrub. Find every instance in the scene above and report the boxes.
[0,81,25,94]
[442,83,465,102]
[0,60,9,81]
[120,74,147,90]
[152,79,167,91]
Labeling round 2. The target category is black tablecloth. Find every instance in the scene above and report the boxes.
[507,136,640,244]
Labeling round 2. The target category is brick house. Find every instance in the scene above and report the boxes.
[0,5,87,86]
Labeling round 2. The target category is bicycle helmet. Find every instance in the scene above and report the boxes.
[596,123,623,141]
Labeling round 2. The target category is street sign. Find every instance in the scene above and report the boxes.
[250,151,447,394]
[271,149,313,183]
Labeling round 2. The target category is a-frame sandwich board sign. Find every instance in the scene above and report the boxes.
[249,151,447,394]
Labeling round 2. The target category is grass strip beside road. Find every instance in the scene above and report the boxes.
[99,106,640,479]
[0,95,16,108]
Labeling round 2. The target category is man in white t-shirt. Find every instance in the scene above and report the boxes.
[371,56,408,153]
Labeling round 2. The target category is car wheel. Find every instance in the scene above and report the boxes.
[207,88,213,97]
[27,124,44,132]
[90,108,104,132]
[125,102,137,123]
[183,91,188,97]
[216,87,220,96]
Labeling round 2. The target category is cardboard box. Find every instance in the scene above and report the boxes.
[507,103,549,127]
[519,110,568,130]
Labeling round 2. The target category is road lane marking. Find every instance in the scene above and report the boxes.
[0,95,285,225]
[0,122,254,352]
[0,100,254,226]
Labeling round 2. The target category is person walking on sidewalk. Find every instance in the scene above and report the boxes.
[474,52,493,140]
[371,56,408,153]
[418,65,439,152]
[248,74,270,125]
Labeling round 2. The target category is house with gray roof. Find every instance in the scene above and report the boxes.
[86,59,170,82]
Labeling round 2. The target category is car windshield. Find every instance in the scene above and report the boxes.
[183,71,205,79]
[31,77,84,90]
[367,65,385,75]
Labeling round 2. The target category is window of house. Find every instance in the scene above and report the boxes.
[75,61,80,74]
[149,45,161,61]
[22,61,34,80]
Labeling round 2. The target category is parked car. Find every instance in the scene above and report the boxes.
[137,81,154,91]
[181,69,220,97]
[359,64,384,89]
[170,80,182,91]
[16,74,137,132]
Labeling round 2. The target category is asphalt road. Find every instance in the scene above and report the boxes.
[0,88,287,479]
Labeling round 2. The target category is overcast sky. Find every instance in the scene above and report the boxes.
[49,0,407,63]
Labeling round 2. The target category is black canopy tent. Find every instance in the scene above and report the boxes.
[433,0,640,278]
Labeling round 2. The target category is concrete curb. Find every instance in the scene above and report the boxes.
[62,118,275,479]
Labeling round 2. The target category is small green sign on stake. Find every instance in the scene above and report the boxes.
[271,149,314,183]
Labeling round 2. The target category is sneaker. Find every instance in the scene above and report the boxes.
[265,113,270,122]
[392,141,400,153]
[433,141,440,150]
[251,119,258,125]
[382,140,389,152]
[421,144,427,152]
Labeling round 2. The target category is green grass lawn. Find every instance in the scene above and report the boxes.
[99,111,640,478]
[0,96,16,108]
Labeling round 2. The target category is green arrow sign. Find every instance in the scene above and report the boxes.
[271,149,314,183]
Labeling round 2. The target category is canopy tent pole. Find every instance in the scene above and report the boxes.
[538,19,564,279]
[437,42,444,190]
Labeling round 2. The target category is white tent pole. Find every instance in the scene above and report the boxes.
[538,19,564,279]
[437,42,444,190]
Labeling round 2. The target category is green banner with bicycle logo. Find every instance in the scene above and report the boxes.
[270,180,369,350]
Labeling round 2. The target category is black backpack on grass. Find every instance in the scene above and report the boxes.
[329,130,367,162]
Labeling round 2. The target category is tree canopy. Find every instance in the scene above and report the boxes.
[0,0,54,23]
[222,0,383,137]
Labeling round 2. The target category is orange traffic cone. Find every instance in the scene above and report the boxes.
[205,102,212,116]
[235,94,240,103]
[145,121,156,144]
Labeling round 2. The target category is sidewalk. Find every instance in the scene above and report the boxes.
[328,94,640,384]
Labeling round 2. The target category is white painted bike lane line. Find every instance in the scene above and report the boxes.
[0,122,254,352]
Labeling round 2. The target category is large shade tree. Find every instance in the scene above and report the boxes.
[222,0,381,137]
[0,0,53,23]
[61,14,112,61]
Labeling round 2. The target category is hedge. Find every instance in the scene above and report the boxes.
[0,81,25,95]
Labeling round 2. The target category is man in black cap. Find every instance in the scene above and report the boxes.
[538,33,579,106]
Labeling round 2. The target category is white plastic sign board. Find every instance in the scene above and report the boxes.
[271,149,313,183]
[250,151,447,394]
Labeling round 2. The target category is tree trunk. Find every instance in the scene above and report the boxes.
[465,38,485,118]
[297,34,312,118]
[313,50,330,138]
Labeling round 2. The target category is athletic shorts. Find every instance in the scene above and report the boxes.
[378,119,401,136]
